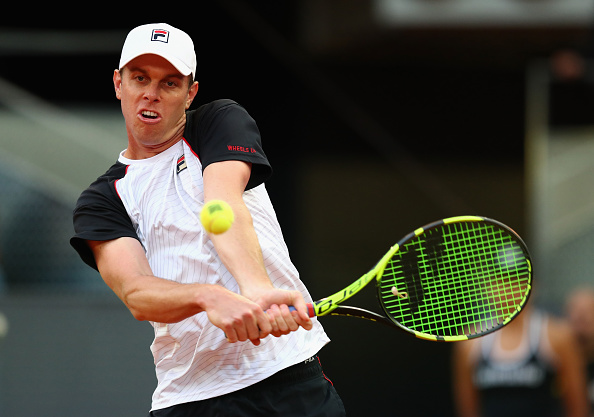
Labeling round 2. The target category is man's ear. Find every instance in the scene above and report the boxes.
[186,81,199,109]
[113,69,122,100]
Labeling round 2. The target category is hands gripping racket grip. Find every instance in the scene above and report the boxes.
[289,304,316,317]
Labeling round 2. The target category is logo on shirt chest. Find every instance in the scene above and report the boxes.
[177,155,188,174]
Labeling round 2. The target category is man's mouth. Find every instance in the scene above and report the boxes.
[138,110,162,124]
[141,110,159,119]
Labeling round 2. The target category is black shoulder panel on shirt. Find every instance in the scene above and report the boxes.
[184,99,272,190]
[70,162,139,271]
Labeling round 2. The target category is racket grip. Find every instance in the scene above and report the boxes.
[289,303,316,318]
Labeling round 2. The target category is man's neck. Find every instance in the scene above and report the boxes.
[123,135,184,159]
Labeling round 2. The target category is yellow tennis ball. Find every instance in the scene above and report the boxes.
[200,200,235,234]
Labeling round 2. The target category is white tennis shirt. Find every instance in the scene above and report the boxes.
[114,139,328,410]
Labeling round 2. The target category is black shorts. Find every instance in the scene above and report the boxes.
[149,356,346,417]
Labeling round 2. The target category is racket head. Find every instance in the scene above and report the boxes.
[376,216,532,341]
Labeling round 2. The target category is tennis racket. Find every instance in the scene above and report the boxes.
[297,216,532,342]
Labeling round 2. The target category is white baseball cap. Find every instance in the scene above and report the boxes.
[119,23,196,78]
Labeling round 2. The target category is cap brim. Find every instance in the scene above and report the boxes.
[119,52,193,77]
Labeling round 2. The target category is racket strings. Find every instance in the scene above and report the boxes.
[379,222,531,339]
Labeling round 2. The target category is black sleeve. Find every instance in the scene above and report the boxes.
[184,99,272,190]
[70,162,139,271]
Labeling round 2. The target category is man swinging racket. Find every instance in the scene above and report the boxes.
[70,23,345,417]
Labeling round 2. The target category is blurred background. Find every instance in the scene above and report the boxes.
[1,1,594,416]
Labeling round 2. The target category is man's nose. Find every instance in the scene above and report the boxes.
[144,84,160,102]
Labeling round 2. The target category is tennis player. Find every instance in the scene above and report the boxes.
[70,23,345,416]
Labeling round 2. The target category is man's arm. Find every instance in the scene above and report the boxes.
[548,318,590,417]
[202,160,312,335]
[88,236,273,345]
[451,341,480,417]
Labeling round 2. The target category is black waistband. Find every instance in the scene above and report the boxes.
[255,356,322,388]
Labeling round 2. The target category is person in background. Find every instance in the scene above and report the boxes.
[452,304,589,417]
[549,28,594,127]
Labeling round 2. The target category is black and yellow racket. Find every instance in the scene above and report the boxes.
[297,216,532,341]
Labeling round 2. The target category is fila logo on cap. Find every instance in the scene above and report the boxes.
[151,29,169,43]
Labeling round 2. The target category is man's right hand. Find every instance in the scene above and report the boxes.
[200,285,273,346]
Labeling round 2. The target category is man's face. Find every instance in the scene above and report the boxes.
[113,54,198,156]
